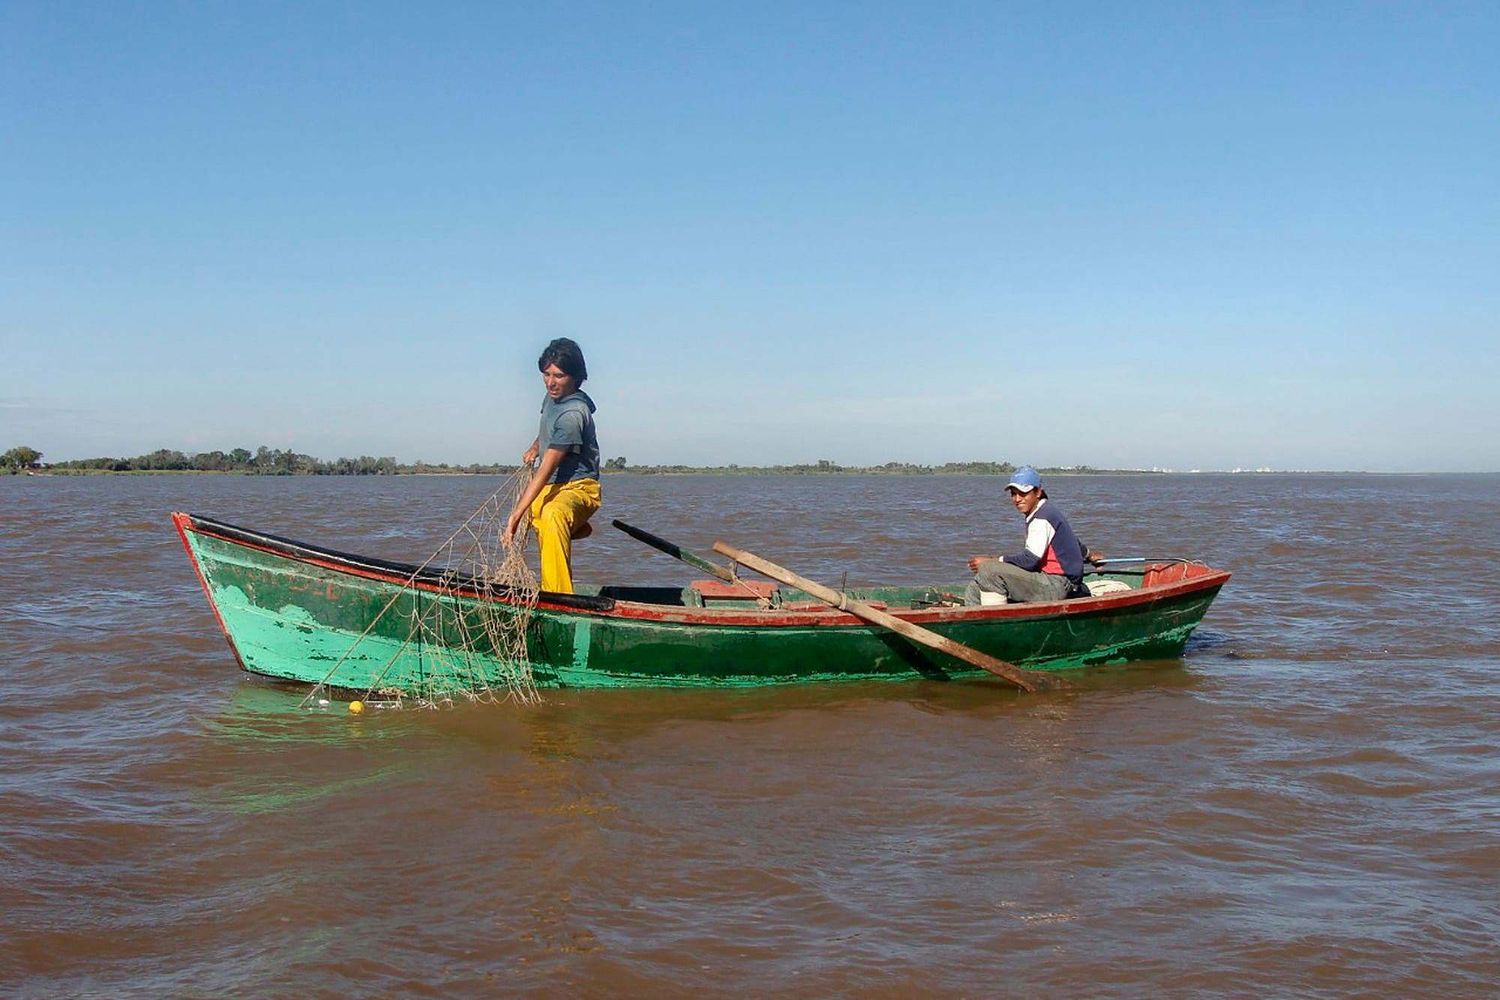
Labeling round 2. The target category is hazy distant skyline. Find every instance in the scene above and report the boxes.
[4,3,1497,472]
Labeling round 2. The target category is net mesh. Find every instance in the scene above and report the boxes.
[299,469,542,709]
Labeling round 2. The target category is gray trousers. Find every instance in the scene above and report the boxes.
[964,560,1072,605]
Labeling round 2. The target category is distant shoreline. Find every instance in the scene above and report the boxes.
[10,449,1123,477]
[10,466,1476,479]
[9,446,1490,477]
[17,466,1152,477]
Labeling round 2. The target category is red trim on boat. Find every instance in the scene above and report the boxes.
[171,512,251,671]
[172,512,1230,631]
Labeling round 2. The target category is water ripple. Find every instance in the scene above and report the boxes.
[3,473,1499,996]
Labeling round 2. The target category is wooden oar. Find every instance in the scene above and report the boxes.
[612,519,735,583]
[712,541,1057,692]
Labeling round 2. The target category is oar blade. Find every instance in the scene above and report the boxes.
[613,519,735,582]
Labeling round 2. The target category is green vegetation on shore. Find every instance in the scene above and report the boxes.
[2,446,43,472]
[7,444,1146,477]
[597,458,1135,476]
[14,446,511,476]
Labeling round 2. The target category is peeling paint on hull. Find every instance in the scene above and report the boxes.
[172,512,1230,694]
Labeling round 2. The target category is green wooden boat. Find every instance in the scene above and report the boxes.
[172,511,1230,694]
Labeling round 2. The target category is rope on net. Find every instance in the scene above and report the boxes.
[298,468,542,710]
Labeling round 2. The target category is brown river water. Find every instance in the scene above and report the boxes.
[2,473,1497,997]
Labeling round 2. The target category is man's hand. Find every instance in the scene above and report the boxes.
[967,555,997,573]
[502,507,526,546]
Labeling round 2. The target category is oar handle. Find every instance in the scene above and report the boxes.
[712,541,1056,693]
[612,519,735,583]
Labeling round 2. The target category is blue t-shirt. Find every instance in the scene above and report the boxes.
[537,390,600,484]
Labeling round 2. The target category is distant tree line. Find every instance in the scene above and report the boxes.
[609,458,1030,476]
[22,445,517,476]
[10,444,1128,477]
[598,458,1118,476]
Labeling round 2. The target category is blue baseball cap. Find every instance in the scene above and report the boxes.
[1006,466,1043,492]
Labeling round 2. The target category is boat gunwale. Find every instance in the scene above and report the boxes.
[172,511,1231,630]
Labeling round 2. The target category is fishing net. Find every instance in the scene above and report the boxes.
[299,469,542,710]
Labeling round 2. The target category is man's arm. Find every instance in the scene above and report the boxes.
[503,447,568,544]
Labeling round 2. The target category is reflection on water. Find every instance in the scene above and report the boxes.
[2,473,1498,996]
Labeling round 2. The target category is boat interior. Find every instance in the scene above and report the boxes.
[177,514,1214,614]
[586,565,1191,610]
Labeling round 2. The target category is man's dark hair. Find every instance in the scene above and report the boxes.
[538,338,588,385]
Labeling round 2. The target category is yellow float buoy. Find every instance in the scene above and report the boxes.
[349,700,365,715]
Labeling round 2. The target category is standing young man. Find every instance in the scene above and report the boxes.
[502,338,601,593]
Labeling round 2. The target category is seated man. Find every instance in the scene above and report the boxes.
[964,466,1100,605]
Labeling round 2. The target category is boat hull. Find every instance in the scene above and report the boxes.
[172,513,1230,693]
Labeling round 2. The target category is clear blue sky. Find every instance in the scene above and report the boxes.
[3,2,1497,472]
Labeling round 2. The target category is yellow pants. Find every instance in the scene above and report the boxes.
[529,478,601,594]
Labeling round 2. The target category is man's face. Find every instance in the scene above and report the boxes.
[1008,487,1041,516]
[541,363,577,400]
